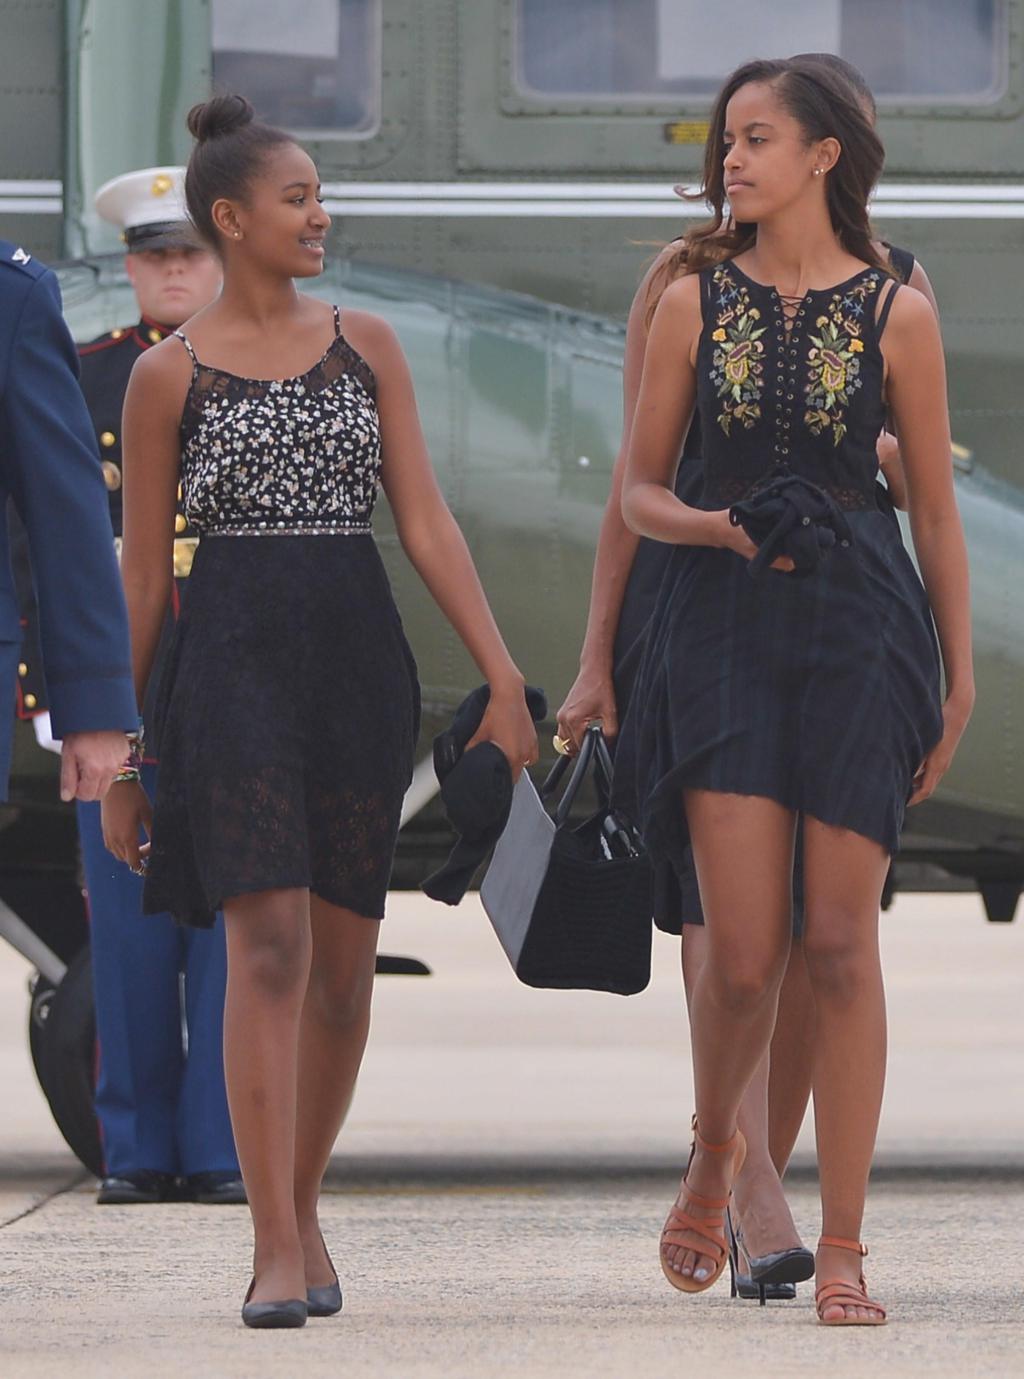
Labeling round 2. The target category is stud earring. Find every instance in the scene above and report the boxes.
[813,168,822,177]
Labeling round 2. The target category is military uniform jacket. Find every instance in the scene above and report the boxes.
[15,314,196,753]
[0,240,136,796]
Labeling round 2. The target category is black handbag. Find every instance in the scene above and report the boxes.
[480,724,653,995]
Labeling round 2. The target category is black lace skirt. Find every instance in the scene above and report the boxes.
[143,534,420,928]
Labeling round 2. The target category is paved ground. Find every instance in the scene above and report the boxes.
[2,891,1022,1378]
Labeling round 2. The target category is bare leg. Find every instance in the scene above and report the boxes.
[665,792,795,1283]
[293,898,380,1287]
[681,925,803,1260]
[802,817,889,1323]
[223,888,312,1304]
[767,939,817,1175]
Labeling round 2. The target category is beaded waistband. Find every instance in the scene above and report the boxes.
[202,522,373,537]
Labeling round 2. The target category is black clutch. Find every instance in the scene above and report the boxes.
[480,724,653,995]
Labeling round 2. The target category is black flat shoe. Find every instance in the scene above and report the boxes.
[241,1278,307,1330]
[727,1208,814,1305]
[307,1232,343,1317]
[186,1172,248,1205]
[96,1171,176,1205]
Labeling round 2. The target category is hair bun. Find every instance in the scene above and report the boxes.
[187,93,255,144]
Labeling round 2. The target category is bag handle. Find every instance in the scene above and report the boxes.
[540,723,613,826]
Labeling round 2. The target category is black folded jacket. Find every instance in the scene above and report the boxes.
[729,473,855,580]
[421,683,547,906]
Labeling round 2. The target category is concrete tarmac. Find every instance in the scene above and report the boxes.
[1,891,1022,1378]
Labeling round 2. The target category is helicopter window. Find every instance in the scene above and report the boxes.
[211,0,380,135]
[515,0,1007,105]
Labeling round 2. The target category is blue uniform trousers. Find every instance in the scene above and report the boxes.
[77,764,237,1177]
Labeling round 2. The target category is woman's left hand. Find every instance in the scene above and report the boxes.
[908,693,974,806]
[467,684,540,782]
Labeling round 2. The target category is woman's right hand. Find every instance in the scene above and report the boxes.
[557,661,619,753]
[711,508,795,572]
[101,779,154,876]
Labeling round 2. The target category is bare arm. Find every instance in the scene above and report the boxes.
[878,260,940,510]
[622,276,732,547]
[576,266,661,667]
[883,287,974,803]
[120,342,187,704]
[101,339,188,868]
[555,263,657,743]
[349,312,538,774]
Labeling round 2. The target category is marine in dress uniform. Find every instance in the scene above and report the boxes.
[15,170,242,1205]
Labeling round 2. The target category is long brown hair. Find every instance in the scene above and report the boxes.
[645,57,887,322]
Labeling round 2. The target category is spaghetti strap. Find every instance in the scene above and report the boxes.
[332,304,341,337]
[698,267,715,325]
[174,329,199,367]
[875,280,900,342]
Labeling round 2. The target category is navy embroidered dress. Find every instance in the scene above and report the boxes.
[618,262,943,889]
[143,308,420,927]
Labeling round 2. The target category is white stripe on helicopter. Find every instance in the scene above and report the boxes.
[6,180,1024,219]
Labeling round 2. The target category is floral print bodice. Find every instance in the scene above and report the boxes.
[174,307,381,536]
[697,262,899,510]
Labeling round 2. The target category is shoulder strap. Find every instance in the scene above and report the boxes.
[332,304,341,337]
[698,267,717,325]
[886,243,916,285]
[173,329,199,367]
[875,279,900,342]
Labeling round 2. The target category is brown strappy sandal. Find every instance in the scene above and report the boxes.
[815,1236,888,1326]
[659,1117,747,1294]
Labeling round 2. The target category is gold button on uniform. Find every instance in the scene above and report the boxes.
[18,662,27,677]
[100,430,116,448]
[148,328,162,344]
[24,694,37,709]
[174,513,187,533]
[102,461,122,491]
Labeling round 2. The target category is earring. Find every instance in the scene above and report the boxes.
[813,168,822,177]
[234,230,241,238]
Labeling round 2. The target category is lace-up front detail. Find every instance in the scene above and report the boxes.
[174,307,380,536]
[699,264,896,511]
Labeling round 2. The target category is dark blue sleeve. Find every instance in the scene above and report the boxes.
[2,270,137,736]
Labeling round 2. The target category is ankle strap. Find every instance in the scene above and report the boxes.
[692,1117,740,1155]
[818,1236,868,1257]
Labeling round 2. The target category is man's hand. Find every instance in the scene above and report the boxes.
[60,730,130,802]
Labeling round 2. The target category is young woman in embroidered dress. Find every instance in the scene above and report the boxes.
[557,55,941,1306]
[615,59,972,1324]
[100,94,538,1329]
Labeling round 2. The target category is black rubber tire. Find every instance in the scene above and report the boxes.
[29,946,104,1177]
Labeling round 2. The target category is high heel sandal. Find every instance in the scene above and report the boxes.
[306,1232,343,1318]
[815,1237,887,1327]
[659,1118,746,1294]
[241,1277,308,1329]
[726,1208,813,1303]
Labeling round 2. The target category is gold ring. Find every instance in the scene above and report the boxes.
[552,734,572,756]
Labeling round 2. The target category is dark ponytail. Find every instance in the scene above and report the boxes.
[184,94,294,246]
[646,57,888,321]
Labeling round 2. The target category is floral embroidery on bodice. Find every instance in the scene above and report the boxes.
[698,263,896,511]
[709,273,767,434]
[804,274,878,445]
[174,308,381,536]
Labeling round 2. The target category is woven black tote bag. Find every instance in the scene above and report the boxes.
[481,724,653,995]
